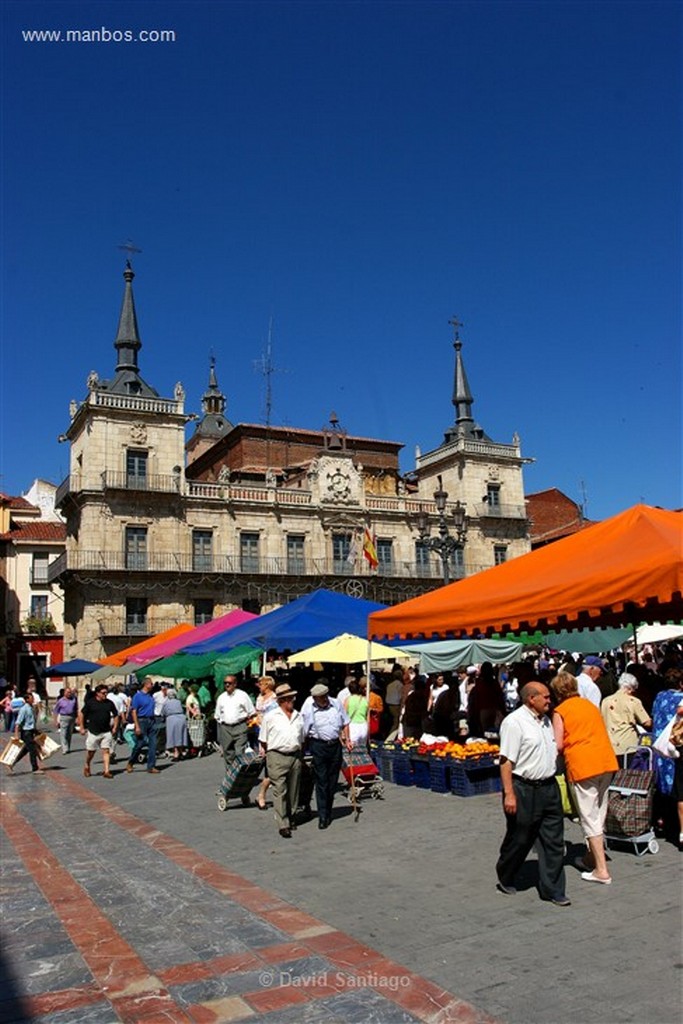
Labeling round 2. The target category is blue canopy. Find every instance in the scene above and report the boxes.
[43,658,102,676]
[184,589,386,655]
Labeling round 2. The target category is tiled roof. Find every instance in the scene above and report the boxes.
[526,488,595,545]
[0,493,37,512]
[0,521,66,543]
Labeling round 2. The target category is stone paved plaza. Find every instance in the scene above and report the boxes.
[0,734,680,1024]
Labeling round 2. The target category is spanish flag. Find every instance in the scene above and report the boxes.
[362,527,379,569]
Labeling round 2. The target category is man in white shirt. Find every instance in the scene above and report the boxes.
[259,683,305,838]
[495,681,570,907]
[577,656,605,707]
[214,675,256,772]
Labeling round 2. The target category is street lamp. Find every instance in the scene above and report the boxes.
[416,475,468,585]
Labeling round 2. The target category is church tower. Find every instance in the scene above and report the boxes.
[416,320,531,575]
[52,262,188,654]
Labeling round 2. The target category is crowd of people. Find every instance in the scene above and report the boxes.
[2,639,682,867]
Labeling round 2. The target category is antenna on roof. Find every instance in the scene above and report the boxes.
[253,318,288,473]
[579,479,588,521]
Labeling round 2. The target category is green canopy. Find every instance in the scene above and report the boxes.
[134,644,261,683]
[510,627,631,652]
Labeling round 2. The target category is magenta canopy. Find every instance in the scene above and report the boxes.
[128,609,257,665]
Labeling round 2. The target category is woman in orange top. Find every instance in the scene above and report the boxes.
[551,671,618,885]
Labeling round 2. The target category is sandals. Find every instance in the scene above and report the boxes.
[580,871,612,885]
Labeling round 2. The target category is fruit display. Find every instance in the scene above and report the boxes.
[373,738,499,761]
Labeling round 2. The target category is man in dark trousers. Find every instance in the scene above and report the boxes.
[301,680,351,829]
[496,681,570,907]
[126,678,159,774]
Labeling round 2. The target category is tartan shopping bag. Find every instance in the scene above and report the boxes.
[605,767,654,839]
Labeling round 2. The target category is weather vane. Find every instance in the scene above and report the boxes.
[117,239,142,265]
[448,315,463,340]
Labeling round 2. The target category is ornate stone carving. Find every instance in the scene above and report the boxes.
[69,399,78,419]
[130,423,147,444]
[174,381,185,401]
[217,465,231,483]
[86,370,99,390]
[488,466,500,480]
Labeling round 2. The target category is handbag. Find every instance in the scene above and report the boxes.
[653,708,683,760]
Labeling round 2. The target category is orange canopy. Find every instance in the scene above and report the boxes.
[369,504,683,640]
[99,624,194,666]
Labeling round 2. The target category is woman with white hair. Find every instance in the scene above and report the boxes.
[601,672,652,758]
[161,688,189,760]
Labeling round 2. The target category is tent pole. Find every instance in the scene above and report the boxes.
[366,638,372,742]
[632,623,639,664]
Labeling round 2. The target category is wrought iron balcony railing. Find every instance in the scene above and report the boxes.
[101,471,181,494]
[48,548,490,580]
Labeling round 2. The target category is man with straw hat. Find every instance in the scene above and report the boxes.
[259,683,305,839]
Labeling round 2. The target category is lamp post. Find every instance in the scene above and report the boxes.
[416,475,468,585]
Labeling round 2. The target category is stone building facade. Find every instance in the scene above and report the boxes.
[0,482,66,682]
[50,264,531,660]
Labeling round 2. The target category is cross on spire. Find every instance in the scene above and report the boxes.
[448,315,464,340]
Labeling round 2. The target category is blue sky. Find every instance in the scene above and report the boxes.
[1,0,680,520]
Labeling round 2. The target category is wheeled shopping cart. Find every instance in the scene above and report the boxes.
[216,751,265,811]
[605,746,659,856]
[341,748,384,801]
[187,714,208,757]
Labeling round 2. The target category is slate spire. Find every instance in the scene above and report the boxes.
[443,320,490,443]
[114,261,142,371]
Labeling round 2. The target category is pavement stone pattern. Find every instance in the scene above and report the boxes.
[0,732,680,1024]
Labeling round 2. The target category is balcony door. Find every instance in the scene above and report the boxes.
[125,526,148,570]
[126,449,148,489]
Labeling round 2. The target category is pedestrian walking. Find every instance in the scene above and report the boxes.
[259,683,305,838]
[52,686,78,753]
[78,685,119,778]
[5,692,43,774]
[302,680,352,829]
[214,675,255,769]
[126,678,159,774]
[495,681,570,907]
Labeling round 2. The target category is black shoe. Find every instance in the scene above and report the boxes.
[241,795,252,807]
[547,896,572,907]
[318,818,330,830]
[279,828,292,839]
[496,882,517,896]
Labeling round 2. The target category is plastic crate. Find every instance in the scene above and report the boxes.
[428,756,450,794]
[450,759,501,797]
[392,751,414,786]
[379,749,395,784]
[410,755,432,789]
